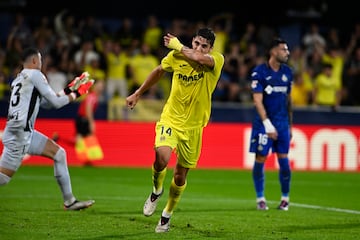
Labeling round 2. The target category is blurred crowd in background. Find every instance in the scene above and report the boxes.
[1,9,360,111]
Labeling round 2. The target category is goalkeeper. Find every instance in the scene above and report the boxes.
[126,28,224,233]
[0,47,95,210]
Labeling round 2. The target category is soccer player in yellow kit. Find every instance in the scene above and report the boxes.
[126,27,224,233]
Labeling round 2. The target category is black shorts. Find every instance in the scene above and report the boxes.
[75,116,90,137]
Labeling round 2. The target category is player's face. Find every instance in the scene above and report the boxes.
[275,43,290,63]
[192,36,212,53]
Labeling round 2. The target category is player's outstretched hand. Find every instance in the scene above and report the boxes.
[63,72,90,94]
[74,79,95,98]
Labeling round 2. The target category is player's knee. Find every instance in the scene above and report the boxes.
[0,172,11,185]
[255,156,266,163]
[54,147,66,163]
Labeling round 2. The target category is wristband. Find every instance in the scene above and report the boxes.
[58,87,71,96]
[64,87,72,95]
[74,90,81,98]
[70,92,77,100]
[263,118,275,133]
[168,37,184,52]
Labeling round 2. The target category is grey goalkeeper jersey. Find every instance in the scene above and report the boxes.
[2,68,70,144]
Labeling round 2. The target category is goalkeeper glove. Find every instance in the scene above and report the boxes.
[263,118,276,133]
[74,79,95,98]
[167,37,184,52]
[61,72,90,95]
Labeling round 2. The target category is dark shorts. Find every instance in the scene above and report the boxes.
[249,126,290,156]
[75,116,90,137]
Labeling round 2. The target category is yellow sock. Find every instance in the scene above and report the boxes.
[164,177,186,215]
[152,165,166,194]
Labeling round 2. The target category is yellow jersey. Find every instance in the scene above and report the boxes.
[160,50,224,130]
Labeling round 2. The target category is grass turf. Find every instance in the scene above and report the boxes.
[0,166,359,239]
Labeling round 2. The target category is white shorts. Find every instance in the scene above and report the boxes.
[0,130,48,171]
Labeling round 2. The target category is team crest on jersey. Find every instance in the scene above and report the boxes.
[282,74,288,82]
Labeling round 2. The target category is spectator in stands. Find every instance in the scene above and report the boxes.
[302,22,326,58]
[291,72,313,106]
[142,15,163,55]
[208,12,234,54]
[32,16,55,48]
[237,62,252,103]
[313,63,341,111]
[288,45,307,75]
[103,39,130,100]
[113,17,141,56]
[128,42,160,99]
[343,46,360,105]
[46,61,68,93]
[239,22,257,53]
[6,12,33,48]
[54,9,81,49]
[73,39,100,73]
[5,35,23,74]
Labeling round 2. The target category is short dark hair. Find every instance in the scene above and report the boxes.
[265,37,287,59]
[21,47,39,62]
[269,38,287,52]
[196,27,216,47]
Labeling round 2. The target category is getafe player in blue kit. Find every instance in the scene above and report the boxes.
[249,38,293,211]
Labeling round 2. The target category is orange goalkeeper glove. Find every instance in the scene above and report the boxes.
[74,79,95,98]
[62,72,90,95]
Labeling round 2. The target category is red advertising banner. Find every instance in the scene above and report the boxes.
[0,119,359,171]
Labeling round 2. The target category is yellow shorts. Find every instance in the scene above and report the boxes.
[154,121,203,168]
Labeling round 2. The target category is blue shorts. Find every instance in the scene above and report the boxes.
[249,126,290,156]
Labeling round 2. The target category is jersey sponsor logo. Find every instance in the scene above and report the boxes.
[264,85,288,94]
[177,72,204,84]
[273,86,288,92]
[264,85,273,94]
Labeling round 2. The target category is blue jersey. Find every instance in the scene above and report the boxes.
[249,63,293,155]
[250,63,293,130]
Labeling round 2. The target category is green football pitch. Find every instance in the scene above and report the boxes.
[0,166,359,239]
